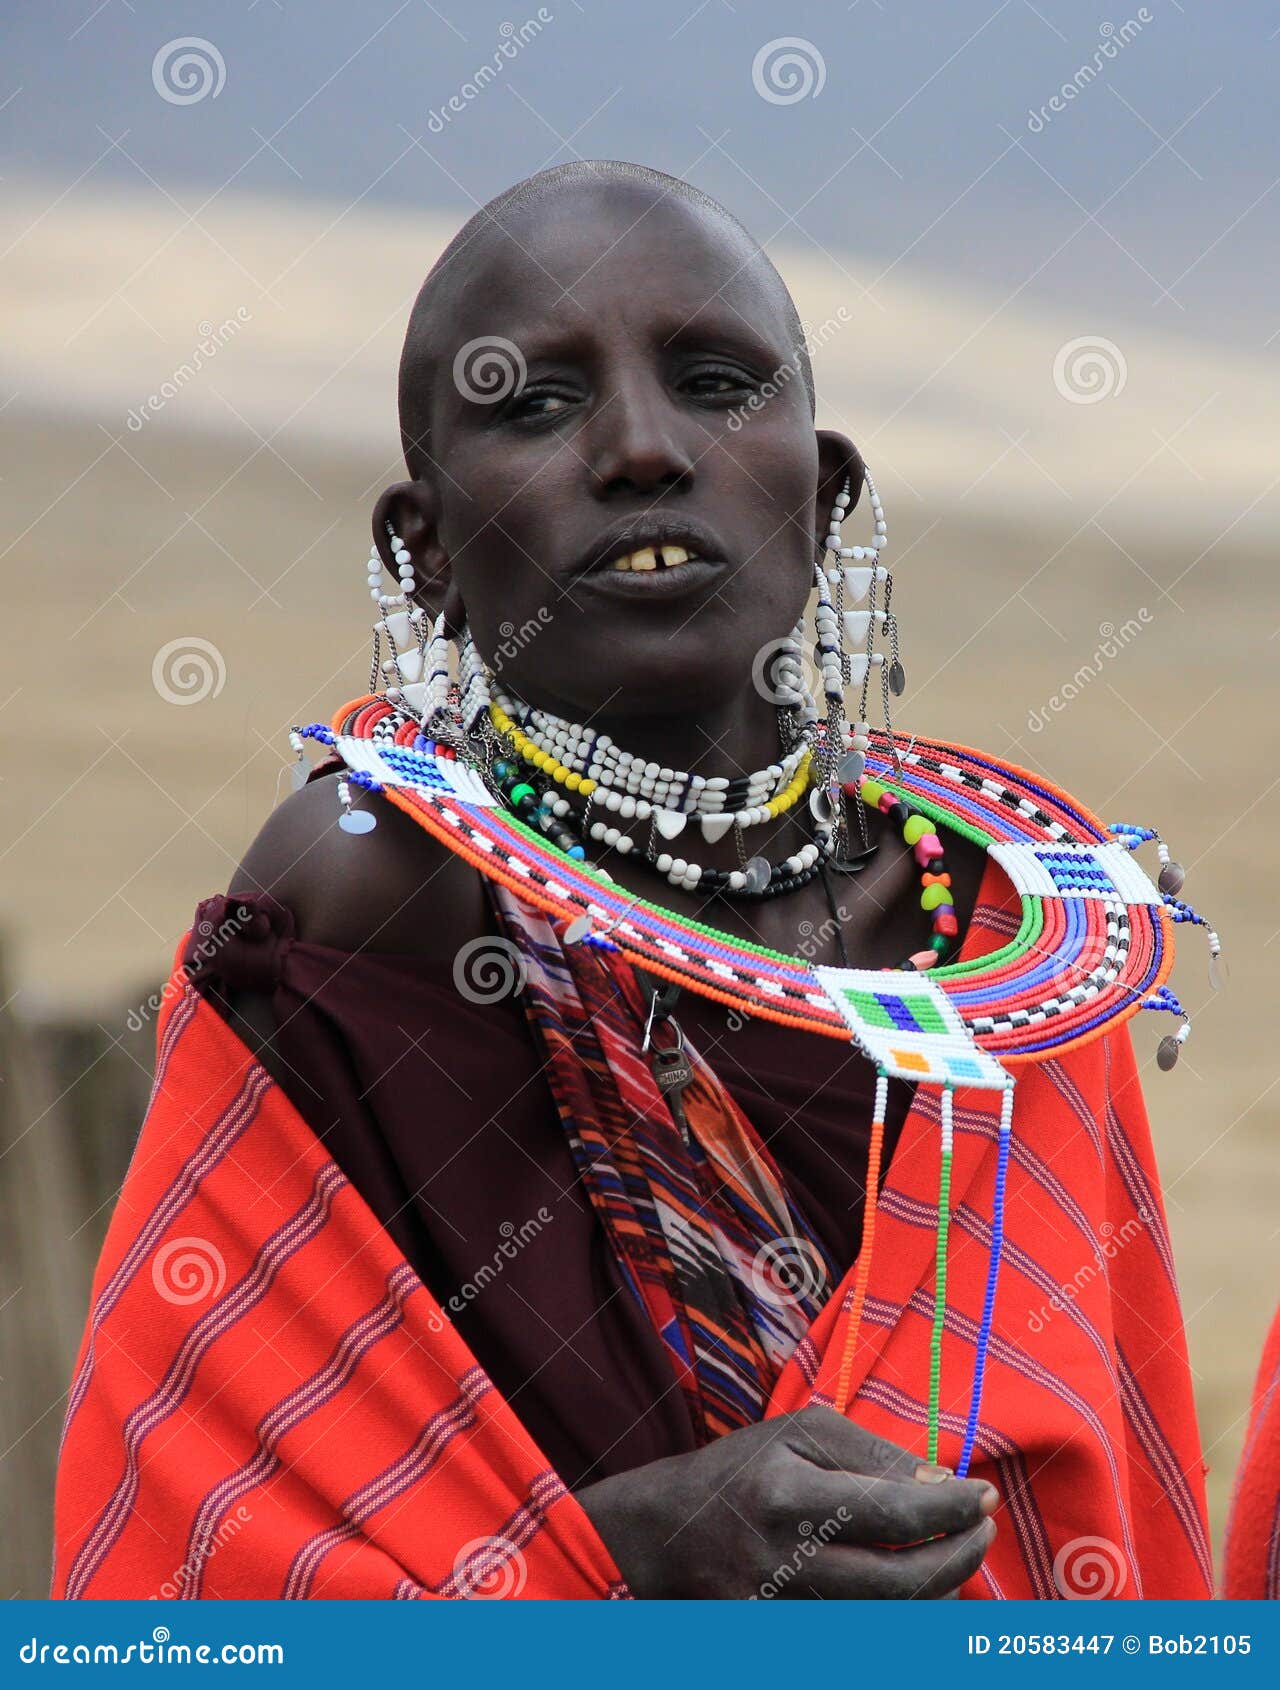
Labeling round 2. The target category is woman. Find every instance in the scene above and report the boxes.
[54,161,1213,1601]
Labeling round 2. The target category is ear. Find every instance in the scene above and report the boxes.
[371,481,463,629]
[813,431,866,555]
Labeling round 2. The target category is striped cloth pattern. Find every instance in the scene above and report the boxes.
[52,967,626,1601]
[53,855,1211,1599]
[1224,1305,1280,1598]
[492,884,832,1443]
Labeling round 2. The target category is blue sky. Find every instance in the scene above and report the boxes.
[4,0,1275,349]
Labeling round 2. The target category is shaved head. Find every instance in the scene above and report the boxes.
[397,160,815,479]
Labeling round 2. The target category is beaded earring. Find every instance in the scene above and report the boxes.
[815,463,899,873]
[823,463,899,753]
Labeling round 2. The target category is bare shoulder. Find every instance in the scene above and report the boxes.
[228,771,489,959]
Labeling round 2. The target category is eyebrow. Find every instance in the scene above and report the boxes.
[462,305,783,375]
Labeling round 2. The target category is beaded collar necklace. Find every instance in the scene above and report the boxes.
[301,695,1220,1072]
[296,692,1221,1475]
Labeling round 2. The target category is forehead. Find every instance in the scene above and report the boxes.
[432,183,792,356]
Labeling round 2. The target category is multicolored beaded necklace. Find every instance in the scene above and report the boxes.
[295,693,1222,1476]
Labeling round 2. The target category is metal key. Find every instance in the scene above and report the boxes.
[649,1027,693,1145]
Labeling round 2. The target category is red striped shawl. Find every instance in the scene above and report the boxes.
[1224,1306,1280,1599]
[54,894,1210,1599]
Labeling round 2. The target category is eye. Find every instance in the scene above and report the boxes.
[680,363,758,402]
[503,385,577,423]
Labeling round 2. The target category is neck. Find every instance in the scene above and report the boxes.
[518,680,793,780]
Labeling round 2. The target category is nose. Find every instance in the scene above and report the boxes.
[588,378,695,499]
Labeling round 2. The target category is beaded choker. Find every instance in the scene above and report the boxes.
[485,690,834,899]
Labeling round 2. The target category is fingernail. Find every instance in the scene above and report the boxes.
[914,1462,954,1484]
[979,1484,1000,1516]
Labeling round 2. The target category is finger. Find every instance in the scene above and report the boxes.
[790,1518,995,1601]
[782,1406,928,1481]
[790,1467,998,1547]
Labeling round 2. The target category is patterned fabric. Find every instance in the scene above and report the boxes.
[53,878,1212,1600]
[768,1025,1212,1600]
[52,969,626,1601]
[1224,1305,1280,1598]
[490,883,832,1443]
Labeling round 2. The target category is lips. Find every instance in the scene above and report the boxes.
[572,518,728,581]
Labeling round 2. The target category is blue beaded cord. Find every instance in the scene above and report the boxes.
[957,1080,1014,1479]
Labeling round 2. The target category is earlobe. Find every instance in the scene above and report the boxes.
[372,481,452,614]
[814,431,866,520]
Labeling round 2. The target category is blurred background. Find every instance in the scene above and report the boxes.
[1,0,1276,1597]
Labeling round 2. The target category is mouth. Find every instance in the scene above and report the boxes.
[571,520,728,599]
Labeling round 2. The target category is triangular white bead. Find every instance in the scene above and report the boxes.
[848,654,869,687]
[399,681,429,713]
[383,610,415,647]
[700,813,736,844]
[653,808,688,840]
[843,610,871,643]
[381,646,425,683]
[844,566,873,603]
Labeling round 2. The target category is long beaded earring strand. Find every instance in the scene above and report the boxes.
[816,465,898,875]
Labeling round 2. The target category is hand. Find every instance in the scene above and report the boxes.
[575,1404,998,1599]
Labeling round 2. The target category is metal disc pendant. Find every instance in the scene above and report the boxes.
[888,659,907,697]
[564,914,593,946]
[1156,1034,1180,1071]
[289,759,309,791]
[809,786,835,826]
[829,841,881,875]
[742,855,771,896]
[836,749,866,785]
[1208,951,1227,991]
[339,808,377,834]
[1158,860,1186,896]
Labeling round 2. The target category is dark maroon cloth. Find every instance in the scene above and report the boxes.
[182,890,911,1489]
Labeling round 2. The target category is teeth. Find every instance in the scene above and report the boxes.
[608,544,699,572]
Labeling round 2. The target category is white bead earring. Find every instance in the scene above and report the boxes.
[822,462,903,761]
[365,524,430,709]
